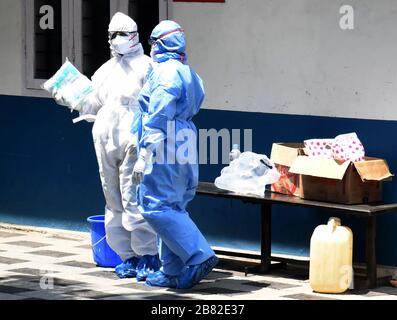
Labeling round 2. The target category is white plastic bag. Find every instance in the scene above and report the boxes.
[42,58,93,111]
[214,152,280,196]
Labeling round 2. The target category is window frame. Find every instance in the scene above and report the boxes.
[24,0,74,92]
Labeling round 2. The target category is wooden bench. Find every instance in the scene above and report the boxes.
[196,181,397,288]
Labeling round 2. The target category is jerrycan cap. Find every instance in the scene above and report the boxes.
[327,217,341,231]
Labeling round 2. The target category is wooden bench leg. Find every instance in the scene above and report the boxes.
[366,215,377,288]
[260,203,272,272]
[244,203,272,276]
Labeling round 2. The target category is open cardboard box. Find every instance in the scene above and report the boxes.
[289,156,393,204]
[270,143,307,196]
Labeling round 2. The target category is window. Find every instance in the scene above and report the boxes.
[33,0,63,79]
[128,0,161,55]
[73,0,111,78]
[24,0,168,94]
[113,0,167,55]
[24,0,72,90]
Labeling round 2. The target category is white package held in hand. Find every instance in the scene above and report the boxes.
[42,58,93,111]
[214,152,280,196]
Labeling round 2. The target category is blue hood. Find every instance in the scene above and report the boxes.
[151,20,186,62]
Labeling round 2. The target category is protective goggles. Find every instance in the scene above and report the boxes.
[147,28,184,46]
[108,31,136,40]
[148,38,157,46]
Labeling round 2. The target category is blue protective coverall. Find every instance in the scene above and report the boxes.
[135,21,215,278]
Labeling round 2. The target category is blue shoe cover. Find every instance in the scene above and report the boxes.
[115,257,140,279]
[145,270,178,288]
[136,254,161,282]
[176,255,219,289]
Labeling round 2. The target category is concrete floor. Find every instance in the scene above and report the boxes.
[0,224,396,301]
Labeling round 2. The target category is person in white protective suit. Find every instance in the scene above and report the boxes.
[54,12,160,280]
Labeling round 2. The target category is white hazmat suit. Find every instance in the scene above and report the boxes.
[69,13,158,270]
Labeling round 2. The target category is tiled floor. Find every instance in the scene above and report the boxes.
[0,225,396,300]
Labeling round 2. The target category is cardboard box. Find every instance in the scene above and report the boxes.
[270,143,306,196]
[289,156,393,204]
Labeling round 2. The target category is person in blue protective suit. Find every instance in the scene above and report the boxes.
[131,20,218,289]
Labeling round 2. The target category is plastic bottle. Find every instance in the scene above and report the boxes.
[229,144,241,162]
[309,217,353,293]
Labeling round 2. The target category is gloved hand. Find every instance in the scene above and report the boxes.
[132,148,151,184]
[52,91,69,107]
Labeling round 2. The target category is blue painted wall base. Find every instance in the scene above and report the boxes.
[1,95,397,266]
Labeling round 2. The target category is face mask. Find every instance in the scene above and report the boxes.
[150,44,158,62]
[110,33,139,55]
[150,46,155,60]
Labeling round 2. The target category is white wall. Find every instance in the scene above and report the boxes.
[0,0,23,96]
[170,0,397,121]
[2,0,397,121]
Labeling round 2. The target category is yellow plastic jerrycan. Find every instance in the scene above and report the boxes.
[309,217,353,293]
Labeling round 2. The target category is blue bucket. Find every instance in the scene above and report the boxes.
[87,215,122,267]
